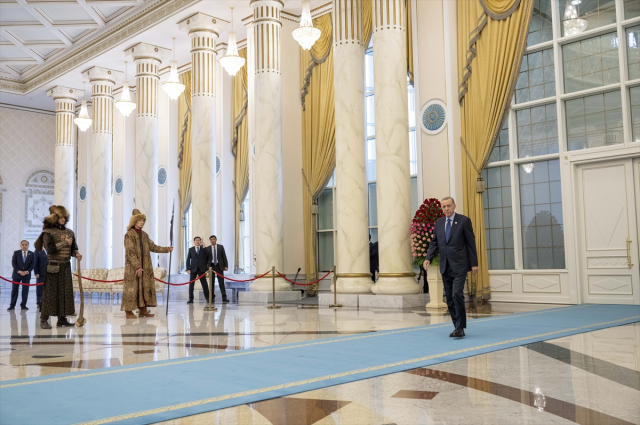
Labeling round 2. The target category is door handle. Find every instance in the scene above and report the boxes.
[627,237,634,268]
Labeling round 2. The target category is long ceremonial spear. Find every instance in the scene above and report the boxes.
[165,200,175,316]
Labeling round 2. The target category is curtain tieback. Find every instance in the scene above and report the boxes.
[460,137,486,193]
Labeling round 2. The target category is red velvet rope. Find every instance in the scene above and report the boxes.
[276,270,332,286]
[154,272,208,286]
[212,269,271,282]
[0,276,43,286]
[73,274,124,283]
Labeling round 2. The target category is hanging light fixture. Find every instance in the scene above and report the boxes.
[220,7,246,77]
[162,37,185,100]
[115,60,136,117]
[293,0,321,50]
[563,3,587,36]
[74,82,92,132]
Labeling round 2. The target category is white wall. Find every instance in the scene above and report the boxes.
[0,106,55,282]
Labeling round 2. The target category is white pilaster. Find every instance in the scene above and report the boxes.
[47,86,82,229]
[371,0,421,294]
[82,66,123,269]
[333,0,373,293]
[126,43,170,246]
[249,0,289,291]
[178,13,227,243]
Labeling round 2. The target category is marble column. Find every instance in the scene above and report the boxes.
[249,0,289,291]
[371,0,421,294]
[81,67,123,269]
[126,43,170,245]
[332,0,373,294]
[179,13,226,243]
[47,86,82,229]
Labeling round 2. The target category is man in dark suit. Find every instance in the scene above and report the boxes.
[9,240,35,311]
[33,247,48,309]
[424,197,478,338]
[186,237,211,303]
[206,235,229,303]
[369,234,378,282]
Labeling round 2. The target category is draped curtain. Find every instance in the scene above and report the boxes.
[177,71,192,271]
[233,48,249,273]
[457,0,533,300]
[301,14,335,284]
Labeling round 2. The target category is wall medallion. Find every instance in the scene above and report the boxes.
[216,155,221,176]
[420,99,447,135]
[158,166,167,186]
[79,185,87,202]
[115,177,123,195]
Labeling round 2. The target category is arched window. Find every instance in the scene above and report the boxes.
[23,170,54,243]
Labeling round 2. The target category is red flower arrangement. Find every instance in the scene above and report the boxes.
[411,198,444,267]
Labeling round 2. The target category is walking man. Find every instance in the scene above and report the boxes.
[186,237,210,303]
[206,235,229,303]
[423,197,478,338]
[8,240,34,311]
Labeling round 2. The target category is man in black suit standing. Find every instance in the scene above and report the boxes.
[369,234,378,282]
[423,197,478,338]
[33,247,48,309]
[186,237,211,304]
[9,240,35,311]
[206,235,229,303]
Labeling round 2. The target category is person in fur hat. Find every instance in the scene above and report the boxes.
[122,209,173,318]
[35,205,82,329]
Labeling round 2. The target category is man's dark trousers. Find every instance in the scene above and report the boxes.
[211,265,227,300]
[189,271,210,302]
[10,276,30,308]
[441,260,466,329]
[187,246,211,302]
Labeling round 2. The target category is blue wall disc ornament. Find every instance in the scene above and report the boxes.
[158,166,167,186]
[114,177,123,195]
[420,99,447,135]
[216,155,221,176]
[79,185,87,202]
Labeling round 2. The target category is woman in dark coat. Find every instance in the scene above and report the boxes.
[35,206,82,329]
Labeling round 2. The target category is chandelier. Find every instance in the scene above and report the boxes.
[293,0,321,50]
[563,4,587,36]
[74,82,92,132]
[115,61,136,117]
[162,37,185,100]
[220,7,245,77]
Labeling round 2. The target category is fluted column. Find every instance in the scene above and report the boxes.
[332,0,373,294]
[249,0,289,291]
[371,0,420,294]
[126,43,170,244]
[179,13,226,242]
[81,67,123,268]
[47,86,82,229]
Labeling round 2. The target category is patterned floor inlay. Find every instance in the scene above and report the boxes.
[391,389,439,400]
[26,357,121,369]
[248,398,352,425]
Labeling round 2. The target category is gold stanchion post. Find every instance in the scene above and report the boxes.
[329,265,342,308]
[267,266,280,309]
[203,267,217,312]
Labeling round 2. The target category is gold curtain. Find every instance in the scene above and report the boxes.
[301,14,335,282]
[233,48,249,272]
[458,0,533,301]
[177,71,192,271]
[406,0,414,85]
[364,0,373,48]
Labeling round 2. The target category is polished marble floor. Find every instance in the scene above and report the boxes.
[1,289,638,425]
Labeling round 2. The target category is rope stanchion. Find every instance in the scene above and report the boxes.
[203,267,217,312]
[275,270,331,286]
[329,265,342,308]
[0,276,43,286]
[267,266,280,310]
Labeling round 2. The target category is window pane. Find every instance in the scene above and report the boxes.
[366,138,376,181]
[519,159,565,269]
[516,49,555,104]
[365,52,374,92]
[528,0,553,47]
[369,227,378,243]
[366,94,375,137]
[566,90,623,151]
[627,26,640,80]
[409,130,417,175]
[562,33,619,94]
[482,166,515,270]
[558,0,616,38]
[625,0,640,19]
[489,119,510,163]
[408,84,416,128]
[516,103,559,158]
[368,182,377,226]
[411,176,419,217]
[630,86,640,142]
[318,232,334,272]
[317,189,333,230]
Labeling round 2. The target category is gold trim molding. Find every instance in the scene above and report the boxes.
[0,0,200,96]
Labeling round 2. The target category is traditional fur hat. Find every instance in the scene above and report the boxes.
[127,209,147,231]
[35,205,70,250]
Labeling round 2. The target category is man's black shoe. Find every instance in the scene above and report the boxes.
[449,328,465,338]
[7,306,15,311]
[222,299,230,304]
[187,300,194,304]
[57,317,74,327]
[21,306,28,310]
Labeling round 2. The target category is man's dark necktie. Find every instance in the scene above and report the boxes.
[214,247,218,265]
[445,218,452,242]
[196,247,199,255]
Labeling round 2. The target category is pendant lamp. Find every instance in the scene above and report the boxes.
[162,37,186,100]
[293,0,321,50]
[115,61,136,117]
[220,7,245,77]
[74,82,92,132]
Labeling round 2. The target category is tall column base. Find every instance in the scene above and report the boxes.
[334,275,374,294]
[249,276,291,292]
[371,274,421,295]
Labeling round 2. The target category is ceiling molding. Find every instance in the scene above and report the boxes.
[0,102,55,116]
[0,0,201,96]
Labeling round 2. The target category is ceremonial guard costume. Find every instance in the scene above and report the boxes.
[122,209,171,318]
[35,206,79,329]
